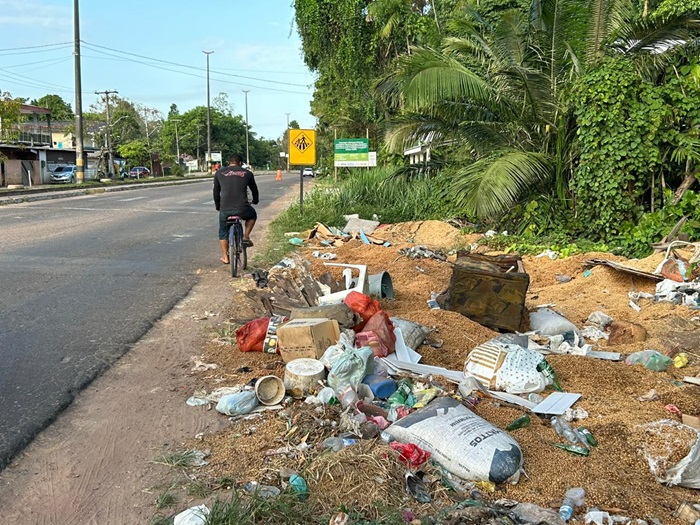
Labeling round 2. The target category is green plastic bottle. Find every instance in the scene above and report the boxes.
[506,415,531,431]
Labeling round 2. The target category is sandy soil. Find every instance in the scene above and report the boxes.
[0,188,299,525]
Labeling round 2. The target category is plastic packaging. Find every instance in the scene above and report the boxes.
[343,291,380,332]
[362,375,397,399]
[530,308,581,337]
[327,346,374,390]
[356,311,396,357]
[390,317,432,350]
[288,474,309,500]
[317,387,337,404]
[243,482,280,499]
[337,385,359,408]
[674,352,689,368]
[412,388,439,409]
[323,436,358,452]
[173,505,210,525]
[625,350,673,372]
[387,378,413,407]
[427,292,441,309]
[235,318,270,353]
[639,419,700,488]
[390,441,432,467]
[559,488,585,522]
[495,347,555,394]
[215,391,259,416]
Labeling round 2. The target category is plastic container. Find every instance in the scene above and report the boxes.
[552,416,589,449]
[323,436,358,452]
[337,385,359,408]
[362,374,397,399]
[559,488,585,522]
[255,375,286,406]
[317,387,337,404]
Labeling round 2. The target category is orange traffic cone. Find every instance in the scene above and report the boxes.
[276,169,283,181]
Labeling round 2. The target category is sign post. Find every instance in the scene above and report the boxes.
[288,129,317,214]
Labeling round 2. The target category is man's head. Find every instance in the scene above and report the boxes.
[228,154,244,166]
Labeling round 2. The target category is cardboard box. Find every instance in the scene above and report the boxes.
[277,318,340,363]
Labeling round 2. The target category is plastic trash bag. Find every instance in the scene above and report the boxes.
[625,350,672,372]
[236,318,270,353]
[344,291,381,332]
[495,347,552,394]
[390,318,432,350]
[530,308,580,337]
[638,420,700,488]
[390,442,431,468]
[320,330,355,370]
[356,311,396,357]
[215,391,259,416]
[174,505,210,525]
[384,397,523,484]
[327,346,375,390]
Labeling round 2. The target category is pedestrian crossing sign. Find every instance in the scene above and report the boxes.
[289,129,316,165]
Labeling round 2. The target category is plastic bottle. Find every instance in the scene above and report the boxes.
[337,385,359,408]
[427,292,441,309]
[362,375,397,399]
[317,387,337,404]
[551,416,589,449]
[387,378,413,407]
[559,488,585,522]
[323,436,358,452]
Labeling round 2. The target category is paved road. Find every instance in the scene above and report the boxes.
[0,174,297,469]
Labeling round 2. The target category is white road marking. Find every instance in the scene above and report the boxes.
[176,199,197,204]
[118,196,146,202]
[61,206,208,214]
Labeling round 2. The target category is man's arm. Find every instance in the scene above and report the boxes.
[213,174,221,210]
[248,174,259,205]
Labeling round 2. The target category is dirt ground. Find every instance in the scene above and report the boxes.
[192,221,700,524]
[0,188,300,525]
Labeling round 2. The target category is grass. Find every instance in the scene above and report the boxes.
[155,488,177,509]
[151,449,204,468]
[187,480,213,499]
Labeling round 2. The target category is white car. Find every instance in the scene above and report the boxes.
[302,167,314,177]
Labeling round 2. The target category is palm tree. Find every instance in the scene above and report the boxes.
[379,0,700,218]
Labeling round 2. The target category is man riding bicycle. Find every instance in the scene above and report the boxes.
[213,154,259,264]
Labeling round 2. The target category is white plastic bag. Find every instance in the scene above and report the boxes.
[215,391,258,416]
[495,347,551,394]
[638,420,700,488]
[320,330,355,370]
[174,505,210,525]
[327,346,374,390]
[530,308,580,337]
[384,397,523,484]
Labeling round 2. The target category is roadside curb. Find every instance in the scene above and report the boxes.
[0,177,213,207]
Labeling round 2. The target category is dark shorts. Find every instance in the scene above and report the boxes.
[218,207,257,240]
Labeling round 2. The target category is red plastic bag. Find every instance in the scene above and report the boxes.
[236,318,269,352]
[344,291,380,332]
[356,310,396,357]
[390,442,431,468]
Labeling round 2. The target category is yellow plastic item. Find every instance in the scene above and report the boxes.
[673,353,688,368]
[475,481,496,492]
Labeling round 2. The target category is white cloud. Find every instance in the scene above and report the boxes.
[0,0,70,28]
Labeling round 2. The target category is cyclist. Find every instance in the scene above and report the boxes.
[213,154,259,264]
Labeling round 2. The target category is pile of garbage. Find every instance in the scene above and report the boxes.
[179,221,700,525]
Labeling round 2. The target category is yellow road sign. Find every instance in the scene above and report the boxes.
[289,129,316,165]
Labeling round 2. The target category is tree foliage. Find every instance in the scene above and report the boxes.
[30,94,74,121]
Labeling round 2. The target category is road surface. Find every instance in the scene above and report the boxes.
[0,174,297,469]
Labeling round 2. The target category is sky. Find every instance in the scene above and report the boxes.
[0,0,316,140]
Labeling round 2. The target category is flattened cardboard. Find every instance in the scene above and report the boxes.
[277,318,340,363]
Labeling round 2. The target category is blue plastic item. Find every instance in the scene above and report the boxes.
[288,474,309,500]
[362,374,398,399]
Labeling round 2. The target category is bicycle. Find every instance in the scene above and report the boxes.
[226,215,248,278]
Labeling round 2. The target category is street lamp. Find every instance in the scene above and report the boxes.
[171,118,181,164]
[203,50,214,172]
[285,112,291,172]
[243,90,250,167]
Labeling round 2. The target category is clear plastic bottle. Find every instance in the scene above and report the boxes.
[322,436,358,452]
[551,416,589,449]
[559,487,585,522]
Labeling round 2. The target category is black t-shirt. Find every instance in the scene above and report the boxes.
[213,165,259,212]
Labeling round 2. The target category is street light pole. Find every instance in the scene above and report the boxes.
[243,90,250,167]
[285,112,291,173]
[172,118,181,164]
[73,0,84,184]
[203,51,214,172]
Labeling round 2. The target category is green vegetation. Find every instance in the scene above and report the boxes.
[293,0,700,253]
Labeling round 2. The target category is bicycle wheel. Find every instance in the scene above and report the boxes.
[229,225,239,278]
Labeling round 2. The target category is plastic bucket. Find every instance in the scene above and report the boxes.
[368,272,394,299]
[255,375,286,406]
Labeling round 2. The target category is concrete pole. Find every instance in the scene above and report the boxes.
[73,0,84,183]
[203,51,214,172]
[243,90,250,167]
[285,112,290,172]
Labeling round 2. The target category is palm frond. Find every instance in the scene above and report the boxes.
[611,14,700,55]
[448,150,554,217]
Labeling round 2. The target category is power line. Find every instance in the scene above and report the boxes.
[0,45,73,57]
[81,41,311,88]
[2,56,73,69]
[0,42,72,52]
[0,66,75,92]
[80,44,311,95]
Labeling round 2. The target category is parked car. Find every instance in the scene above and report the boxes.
[129,166,151,179]
[302,167,314,178]
[50,165,77,184]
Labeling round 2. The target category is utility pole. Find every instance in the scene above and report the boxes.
[243,90,250,167]
[172,118,181,164]
[95,90,118,177]
[196,122,201,171]
[203,50,214,172]
[285,112,291,173]
[73,0,85,184]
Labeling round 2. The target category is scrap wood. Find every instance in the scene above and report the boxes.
[584,259,664,281]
